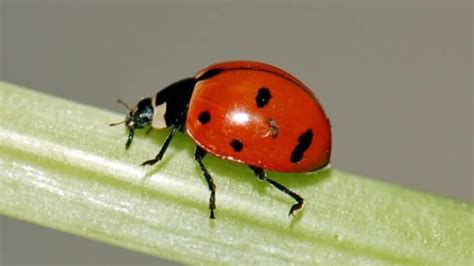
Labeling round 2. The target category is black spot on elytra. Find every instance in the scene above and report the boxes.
[230,139,243,152]
[198,110,211,124]
[197,68,222,81]
[256,87,271,108]
[290,129,313,163]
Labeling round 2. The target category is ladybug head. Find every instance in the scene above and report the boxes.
[128,98,154,129]
[110,77,196,149]
[110,97,155,149]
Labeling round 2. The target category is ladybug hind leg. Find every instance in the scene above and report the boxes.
[194,146,217,219]
[250,167,304,217]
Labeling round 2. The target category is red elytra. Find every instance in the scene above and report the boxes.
[187,61,331,172]
[112,61,332,219]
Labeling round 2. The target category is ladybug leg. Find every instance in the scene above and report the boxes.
[194,146,217,219]
[140,126,178,166]
[250,166,304,217]
[125,128,134,149]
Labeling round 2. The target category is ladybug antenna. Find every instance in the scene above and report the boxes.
[110,98,132,127]
[116,98,132,111]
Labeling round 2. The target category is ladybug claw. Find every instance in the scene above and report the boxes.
[288,209,296,217]
[288,201,304,217]
[140,159,158,167]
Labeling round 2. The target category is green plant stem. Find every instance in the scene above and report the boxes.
[0,81,472,265]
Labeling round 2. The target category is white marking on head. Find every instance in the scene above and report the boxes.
[152,103,167,129]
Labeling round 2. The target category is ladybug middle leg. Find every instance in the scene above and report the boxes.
[140,126,178,166]
[250,166,304,217]
[194,146,217,219]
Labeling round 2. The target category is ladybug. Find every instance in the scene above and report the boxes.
[111,61,331,219]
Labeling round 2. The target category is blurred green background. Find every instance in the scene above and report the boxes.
[1,1,472,265]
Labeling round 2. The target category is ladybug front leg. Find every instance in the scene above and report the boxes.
[194,146,217,219]
[140,126,178,166]
[250,167,304,217]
